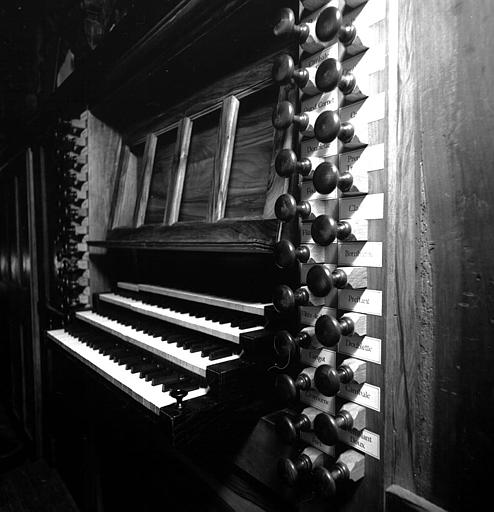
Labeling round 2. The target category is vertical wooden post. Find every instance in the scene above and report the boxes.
[208,95,240,222]
[107,143,130,232]
[133,133,157,227]
[164,117,193,225]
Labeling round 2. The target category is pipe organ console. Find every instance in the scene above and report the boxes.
[2,0,494,511]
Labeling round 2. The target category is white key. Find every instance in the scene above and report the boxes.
[47,329,207,414]
[75,311,239,377]
[99,293,262,343]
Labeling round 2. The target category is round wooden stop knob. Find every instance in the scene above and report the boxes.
[272,54,309,89]
[315,314,355,347]
[306,265,348,297]
[313,463,349,497]
[274,240,310,268]
[275,194,311,222]
[315,6,356,45]
[278,452,312,486]
[313,161,353,194]
[313,410,354,446]
[314,363,354,396]
[273,8,310,42]
[314,110,354,144]
[273,284,309,312]
[276,412,311,443]
[274,329,312,363]
[274,371,312,402]
[311,215,352,246]
[275,149,312,178]
[315,58,356,94]
[272,101,309,131]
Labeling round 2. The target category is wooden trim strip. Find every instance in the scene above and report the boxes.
[133,133,158,227]
[107,140,127,231]
[208,95,239,222]
[386,485,448,512]
[164,117,192,225]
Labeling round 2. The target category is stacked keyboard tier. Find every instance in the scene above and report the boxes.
[48,281,272,414]
[53,111,91,311]
[267,0,384,503]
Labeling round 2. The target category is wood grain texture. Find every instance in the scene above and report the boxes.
[88,112,122,240]
[144,128,177,224]
[107,143,128,231]
[386,485,447,512]
[224,86,277,219]
[413,1,494,509]
[26,148,42,457]
[114,149,139,228]
[383,0,420,499]
[178,111,219,222]
[99,219,278,253]
[164,117,192,225]
[208,96,239,222]
[132,133,157,227]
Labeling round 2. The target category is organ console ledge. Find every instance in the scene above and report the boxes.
[275,366,316,403]
[313,402,367,446]
[314,358,366,397]
[313,450,365,498]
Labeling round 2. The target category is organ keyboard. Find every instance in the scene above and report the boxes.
[47,284,273,422]
[47,328,208,415]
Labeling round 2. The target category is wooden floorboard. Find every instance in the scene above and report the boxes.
[0,460,79,512]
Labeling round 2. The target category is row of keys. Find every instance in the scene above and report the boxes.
[76,308,240,378]
[98,292,264,344]
[47,328,207,415]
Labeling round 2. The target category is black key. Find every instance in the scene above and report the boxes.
[201,344,223,357]
[209,348,234,360]
[151,372,179,386]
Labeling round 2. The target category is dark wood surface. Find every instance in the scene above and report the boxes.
[386,485,447,512]
[144,130,177,225]
[100,218,280,253]
[0,460,79,512]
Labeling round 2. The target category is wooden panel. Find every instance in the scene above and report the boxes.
[133,133,158,227]
[208,96,240,222]
[144,128,178,224]
[178,111,220,222]
[107,144,130,231]
[88,113,122,240]
[114,148,140,228]
[410,1,494,510]
[224,86,278,219]
[101,219,278,253]
[164,118,192,225]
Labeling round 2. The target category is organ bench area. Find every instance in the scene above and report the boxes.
[1,0,492,511]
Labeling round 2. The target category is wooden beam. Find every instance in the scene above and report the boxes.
[133,133,158,227]
[386,485,447,512]
[208,95,239,222]
[164,118,192,225]
[107,143,130,232]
